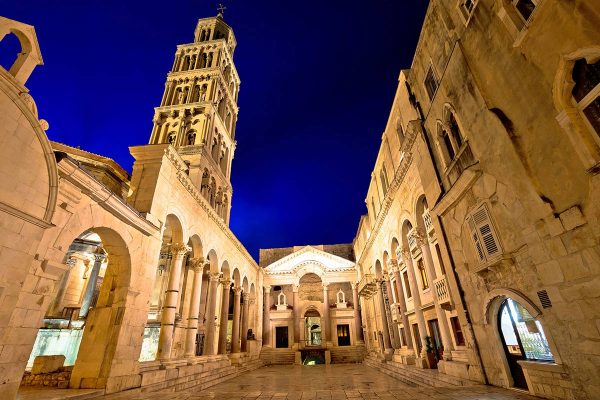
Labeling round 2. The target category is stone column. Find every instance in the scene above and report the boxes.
[262,286,271,347]
[401,248,428,360]
[231,287,242,353]
[390,260,413,350]
[218,279,231,355]
[352,283,364,344]
[292,284,300,346]
[322,284,330,345]
[415,229,454,359]
[203,272,221,356]
[157,243,190,360]
[80,250,106,318]
[375,279,393,352]
[184,257,205,357]
[381,277,400,349]
[241,292,250,352]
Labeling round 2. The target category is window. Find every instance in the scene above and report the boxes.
[459,0,477,22]
[417,259,429,290]
[572,58,600,138]
[402,271,411,298]
[450,316,465,346]
[380,165,390,196]
[467,203,502,265]
[449,113,464,149]
[167,132,177,145]
[513,0,537,23]
[186,131,196,146]
[424,66,439,101]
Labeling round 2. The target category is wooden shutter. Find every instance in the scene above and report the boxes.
[469,204,502,264]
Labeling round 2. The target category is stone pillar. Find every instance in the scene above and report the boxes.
[391,260,413,350]
[352,283,364,344]
[382,278,400,349]
[241,292,250,352]
[415,229,454,359]
[375,279,393,352]
[157,243,190,360]
[80,250,106,318]
[401,248,428,360]
[184,257,205,357]
[262,286,271,347]
[322,284,330,345]
[203,272,221,356]
[218,279,231,355]
[292,284,300,346]
[231,287,242,353]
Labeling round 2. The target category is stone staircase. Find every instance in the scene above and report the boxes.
[363,353,479,388]
[330,345,366,364]
[259,348,296,365]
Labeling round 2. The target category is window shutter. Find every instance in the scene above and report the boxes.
[468,217,486,262]
[469,204,502,263]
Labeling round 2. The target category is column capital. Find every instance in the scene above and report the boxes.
[171,243,191,257]
[400,247,412,260]
[388,259,400,273]
[322,283,329,290]
[292,284,300,293]
[413,228,428,246]
[220,278,231,286]
[264,286,271,294]
[234,287,243,295]
[208,272,221,281]
[189,257,205,271]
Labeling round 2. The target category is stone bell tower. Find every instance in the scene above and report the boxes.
[148,9,239,224]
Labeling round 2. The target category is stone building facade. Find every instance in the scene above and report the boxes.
[0,14,263,399]
[354,1,600,400]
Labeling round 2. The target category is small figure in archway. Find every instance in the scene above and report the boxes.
[246,329,255,340]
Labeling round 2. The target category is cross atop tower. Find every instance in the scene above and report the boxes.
[217,3,226,18]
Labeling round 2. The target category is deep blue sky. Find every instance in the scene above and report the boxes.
[1,1,428,261]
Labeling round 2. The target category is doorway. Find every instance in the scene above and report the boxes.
[304,309,322,347]
[498,298,554,389]
[337,324,350,346]
[275,326,289,348]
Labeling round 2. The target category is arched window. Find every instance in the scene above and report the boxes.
[167,132,177,145]
[449,113,463,149]
[572,58,600,138]
[186,131,196,146]
[380,165,390,196]
[439,127,455,164]
[200,54,207,68]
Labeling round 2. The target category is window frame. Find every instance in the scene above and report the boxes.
[571,61,600,146]
[424,65,439,102]
[458,0,478,25]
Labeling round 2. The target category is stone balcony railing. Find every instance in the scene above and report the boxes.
[358,274,377,298]
[407,228,419,254]
[422,210,434,237]
[433,274,452,310]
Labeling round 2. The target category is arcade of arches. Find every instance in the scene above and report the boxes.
[1,2,600,400]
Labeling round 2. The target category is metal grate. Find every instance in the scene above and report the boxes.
[537,290,552,309]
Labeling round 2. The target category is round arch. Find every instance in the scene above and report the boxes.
[206,249,219,273]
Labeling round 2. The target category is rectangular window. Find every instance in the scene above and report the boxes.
[424,66,439,101]
[402,271,412,298]
[467,203,502,265]
[417,259,429,290]
[450,316,466,346]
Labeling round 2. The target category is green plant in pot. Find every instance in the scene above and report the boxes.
[424,336,438,369]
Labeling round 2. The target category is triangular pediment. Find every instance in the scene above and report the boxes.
[263,245,355,276]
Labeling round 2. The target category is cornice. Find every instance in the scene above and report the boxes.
[263,245,356,275]
[357,123,419,267]
[57,157,159,236]
[162,145,258,269]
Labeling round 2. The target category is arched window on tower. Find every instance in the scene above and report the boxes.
[200,53,207,69]
[189,55,197,70]
[167,132,177,145]
[380,164,390,197]
[572,58,600,138]
[186,131,196,146]
[207,53,213,68]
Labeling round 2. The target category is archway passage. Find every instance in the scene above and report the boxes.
[304,308,322,347]
[498,298,554,389]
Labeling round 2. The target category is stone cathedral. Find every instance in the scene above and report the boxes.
[0,1,599,400]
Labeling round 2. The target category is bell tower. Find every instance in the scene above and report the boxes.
[148,10,240,224]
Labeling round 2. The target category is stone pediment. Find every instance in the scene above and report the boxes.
[263,245,355,276]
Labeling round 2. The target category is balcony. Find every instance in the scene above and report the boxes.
[407,228,419,254]
[422,210,434,237]
[357,274,377,298]
[444,141,476,188]
[433,274,452,310]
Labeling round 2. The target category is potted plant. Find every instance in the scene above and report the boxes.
[424,336,438,369]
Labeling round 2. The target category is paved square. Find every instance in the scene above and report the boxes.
[102,365,539,399]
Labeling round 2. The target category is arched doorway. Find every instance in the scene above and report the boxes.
[498,297,554,389]
[304,308,322,347]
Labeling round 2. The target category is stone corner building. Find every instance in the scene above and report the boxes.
[0,1,599,400]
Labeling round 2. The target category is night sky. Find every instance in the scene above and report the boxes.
[1,1,429,261]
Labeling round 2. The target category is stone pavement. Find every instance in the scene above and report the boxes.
[100,364,540,400]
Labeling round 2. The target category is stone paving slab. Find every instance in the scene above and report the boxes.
[94,364,539,399]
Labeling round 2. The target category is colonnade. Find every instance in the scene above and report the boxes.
[367,228,454,363]
[155,243,255,361]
